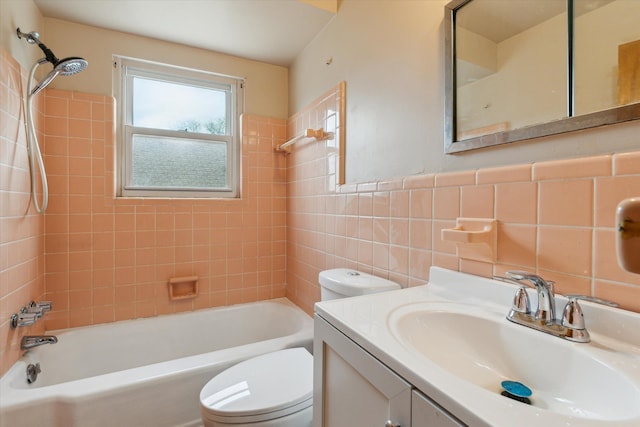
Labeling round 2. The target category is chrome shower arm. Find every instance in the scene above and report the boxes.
[16,28,39,44]
[17,27,61,65]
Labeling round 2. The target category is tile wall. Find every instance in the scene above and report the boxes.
[0,49,46,373]
[285,88,640,315]
[3,45,640,376]
[1,45,289,373]
[40,92,288,330]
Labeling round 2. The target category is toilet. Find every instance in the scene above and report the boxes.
[199,268,401,427]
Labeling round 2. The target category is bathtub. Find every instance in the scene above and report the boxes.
[0,298,313,427]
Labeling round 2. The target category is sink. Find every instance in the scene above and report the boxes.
[316,267,640,426]
[389,303,640,421]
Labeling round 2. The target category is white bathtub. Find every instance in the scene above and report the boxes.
[0,298,313,427]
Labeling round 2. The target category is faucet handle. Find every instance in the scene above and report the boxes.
[561,298,586,330]
[30,301,52,312]
[10,311,38,328]
[495,276,531,314]
[25,301,52,320]
[511,286,531,314]
[561,298,591,343]
[25,306,44,319]
[564,295,619,308]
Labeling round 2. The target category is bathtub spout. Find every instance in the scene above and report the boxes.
[21,335,58,350]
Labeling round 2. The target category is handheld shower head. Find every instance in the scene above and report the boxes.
[29,57,89,96]
[55,57,88,76]
[30,65,60,97]
[17,27,90,214]
[17,28,88,95]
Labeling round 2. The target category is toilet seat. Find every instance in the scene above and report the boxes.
[200,348,313,424]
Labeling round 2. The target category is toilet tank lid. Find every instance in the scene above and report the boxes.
[318,268,401,296]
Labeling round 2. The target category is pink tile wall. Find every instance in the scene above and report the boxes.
[285,84,345,313]
[286,91,640,315]
[3,44,640,377]
[40,89,288,330]
[0,45,288,375]
[0,50,46,374]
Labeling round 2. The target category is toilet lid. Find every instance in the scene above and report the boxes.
[200,348,313,422]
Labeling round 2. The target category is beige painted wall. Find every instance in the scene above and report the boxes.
[289,0,640,184]
[39,18,289,119]
[1,0,43,68]
[3,0,289,119]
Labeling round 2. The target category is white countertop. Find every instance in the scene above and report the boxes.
[314,267,640,427]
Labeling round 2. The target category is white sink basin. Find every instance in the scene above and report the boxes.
[388,303,640,421]
[316,267,640,426]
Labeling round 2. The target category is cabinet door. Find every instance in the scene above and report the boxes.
[412,390,465,427]
[313,315,412,427]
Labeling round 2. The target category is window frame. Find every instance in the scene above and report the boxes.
[113,55,244,198]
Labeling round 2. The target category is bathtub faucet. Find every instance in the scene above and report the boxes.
[21,335,58,350]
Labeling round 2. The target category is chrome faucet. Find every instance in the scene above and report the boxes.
[505,271,556,323]
[495,271,590,343]
[10,301,53,328]
[21,335,58,350]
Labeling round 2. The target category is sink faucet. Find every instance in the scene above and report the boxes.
[495,271,591,343]
[21,335,58,350]
[505,271,556,323]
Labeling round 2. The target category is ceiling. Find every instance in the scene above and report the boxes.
[33,0,336,66]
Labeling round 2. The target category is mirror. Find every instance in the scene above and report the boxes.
[445,0,640,153]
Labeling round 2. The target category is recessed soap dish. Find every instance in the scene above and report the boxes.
[168,276,199,300]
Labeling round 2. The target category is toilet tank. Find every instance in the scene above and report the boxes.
[318,268,401,301]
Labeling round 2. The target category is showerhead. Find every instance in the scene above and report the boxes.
[17,27,88,96]
[29,57,88,96]
[17,29,88,215]
[30,66,60,97]
[55,57,88,76]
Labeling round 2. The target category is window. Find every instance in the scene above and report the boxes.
[113,56,244,198]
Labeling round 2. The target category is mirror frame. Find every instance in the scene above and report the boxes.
[444,0,640,154]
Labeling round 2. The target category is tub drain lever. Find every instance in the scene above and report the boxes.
[26,363,41,384]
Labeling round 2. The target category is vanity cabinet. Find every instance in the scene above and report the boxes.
[313,314,411,426]
[412,390,464,427]
[313,315,465,427]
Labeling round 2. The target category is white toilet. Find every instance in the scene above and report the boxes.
[199,268,401,427]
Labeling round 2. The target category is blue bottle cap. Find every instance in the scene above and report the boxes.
[501,380,532,398]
